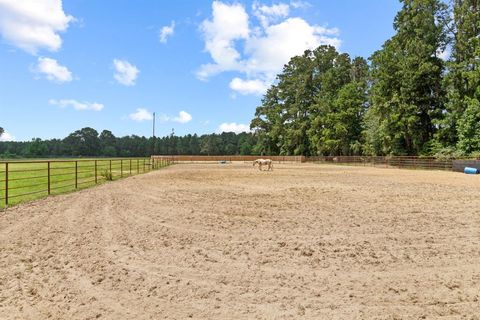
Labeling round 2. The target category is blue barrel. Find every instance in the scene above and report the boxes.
[464,167,479,174]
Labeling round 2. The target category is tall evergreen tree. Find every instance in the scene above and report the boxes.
[252,45,369,156]
[441,0,480,154]
[366,0,449,155]
[311,54,368,155]
[251,85,285,155]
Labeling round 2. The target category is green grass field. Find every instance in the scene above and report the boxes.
[0,158,169,208]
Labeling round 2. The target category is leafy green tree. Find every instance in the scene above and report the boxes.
[63,127,101,156]
[278,52,316,155]
[312,54,368,155]
[0,127,4,138]
[26,138,48,157]
[200,134,219,155]
[440,0,480,154]
[457,99,480,153]
[189,134,201,155]
[367,0,449,155]
[99,130,117,156]
[251,85,284,155]
[252,45,368,156]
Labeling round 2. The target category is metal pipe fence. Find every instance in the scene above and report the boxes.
[305,156,476,171]
[151,155,306,163]
[152,154,480,172]
[0,157,172,208]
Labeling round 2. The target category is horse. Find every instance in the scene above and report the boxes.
[253,159,273,171]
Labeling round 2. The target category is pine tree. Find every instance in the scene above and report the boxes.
[367,0,449,155]
[442,0,480,154]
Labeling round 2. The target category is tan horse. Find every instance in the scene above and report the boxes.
[253,159,273,171]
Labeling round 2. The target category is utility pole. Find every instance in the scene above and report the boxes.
[152,112,156,155]
[153,112,156,138]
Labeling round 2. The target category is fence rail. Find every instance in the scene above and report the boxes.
[152,154,480,172]
[0,157,172,208]
[305,156,480,171]
[151,155,306,163]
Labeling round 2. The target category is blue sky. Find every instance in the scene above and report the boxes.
[0,0,401,142]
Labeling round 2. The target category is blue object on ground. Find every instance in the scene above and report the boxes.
[464,167,479,174]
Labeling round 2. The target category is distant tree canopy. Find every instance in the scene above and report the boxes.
[0,127,4,138]
[251,0,480,157]
[0,127,259,159]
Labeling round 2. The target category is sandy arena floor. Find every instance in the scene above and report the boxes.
[0,163,479,319]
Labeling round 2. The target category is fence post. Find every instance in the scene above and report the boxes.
[75,161,78,189]
[5,162,8,206]
[143,159,145,172]
[137,159,139,173]
[121,159,123,178]
[130,159,132,175]
[47,161,51,195]
[95,160,98,184]
[109,159,112,176]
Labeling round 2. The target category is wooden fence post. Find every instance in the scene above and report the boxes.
[95,160,98,183]
[137,159,139,173]
[47,161,51,195]
[143,159,145,172]
[121,159,123,177]
[109,159,112,176]
[130,159,132,175]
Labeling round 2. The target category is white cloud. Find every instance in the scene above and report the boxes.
[0,130,15,141]
[218,122,251,134]
[0,0,74,54]
[290,0,311,9]
[159,21,175,43]
[173,111,192,123]
[229,77,270,95]
[245,18,340,77]
[35,57,72,83]
[50,99,104,111]
[197,1,250,80]
[198,1,341,95]
[158,111,193,124]
[129,108,153,122]
[113,59,139,86]
[253,2,289,28]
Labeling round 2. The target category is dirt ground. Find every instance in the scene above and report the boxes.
[0,163,479,319]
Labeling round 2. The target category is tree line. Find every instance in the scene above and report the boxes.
[251,0,480,157]
[0,127,259,158]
